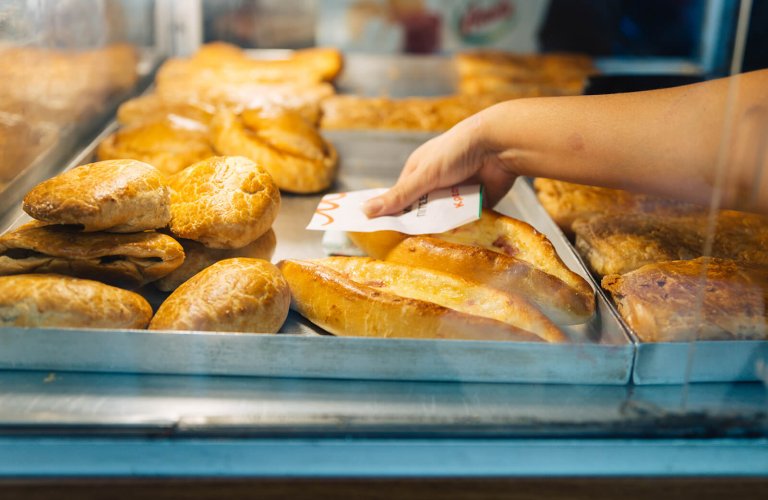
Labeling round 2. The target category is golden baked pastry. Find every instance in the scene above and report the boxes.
[573,211,768,276]
[97,117,215,176]
[280,258,544,342]
[116,94,216,127]
[349,210,595,325]
[0,222,184,288]
[0,274,152,329]
[149,258,290,333]
[315,257,566,342]
[154,228,276,292]
[533,178,701,235]
[211,108,338,193]
[455,51,595,83]
[458,75,584,96]
[167,156,280,249]
[602,258,768,342]
[320,93,540,132]
[23,159,170,233]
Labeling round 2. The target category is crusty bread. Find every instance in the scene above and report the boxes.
[573,211,768,276]
[211,107,338,193]
[117,94,216,126]
[315,257,565,342]
[0,274,152,329]
[154,228,276,292]
[167,156,280,249]
[602,258,768,342]
[279,258,550,342]
[97,117,215,176]
[349,209,595,324]
[149,258,290,333]
[0,222,184,288]
[533,178,702,235]
[23,159,170,233]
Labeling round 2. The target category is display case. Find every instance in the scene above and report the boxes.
[1,0,767,493]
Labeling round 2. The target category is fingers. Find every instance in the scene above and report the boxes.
[363,165,442,217]
[479,164,518,208]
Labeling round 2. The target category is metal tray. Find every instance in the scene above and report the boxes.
[0,121,633,385]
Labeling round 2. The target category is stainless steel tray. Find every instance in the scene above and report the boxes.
[0,122,633,384]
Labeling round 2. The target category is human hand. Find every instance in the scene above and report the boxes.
[362,110,518,217]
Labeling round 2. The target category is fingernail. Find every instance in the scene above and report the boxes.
[362,198,383,217]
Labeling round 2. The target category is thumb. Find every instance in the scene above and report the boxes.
[363,174,440,217]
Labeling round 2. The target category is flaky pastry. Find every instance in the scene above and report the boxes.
[23,159,170,233]
[0,274,152,329]
[149,258,290,333]
[167,156,280,249]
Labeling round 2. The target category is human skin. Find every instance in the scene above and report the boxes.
[363,69,768,216]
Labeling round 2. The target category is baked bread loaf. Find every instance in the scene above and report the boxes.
[167,156,280,249]
[573,211,768,276]
[97,117,215,176]
[117,94,216,126]
[211,107,338,193]
[278,258,547,342]
[349,210,595,325]
[533,178,701,235]
[149,258,290,333]
[154,228,276,292]
[0,274,152,329]
[602,258,768,342]
[0,222,184,288]
[23,159,170,233]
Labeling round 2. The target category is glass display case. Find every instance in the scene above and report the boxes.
[0,0,766,494]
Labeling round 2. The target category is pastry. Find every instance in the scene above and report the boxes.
[149,258,290,333]
[455,51,595,83]
[572,211,768,276]
[97,117,215,176]
[278,258,545,342]
[211,108,337,193]
[533,178,701,235]
[116,94,216,126]
[349,209,595,325]
[315,257,566,342]
[154,228,277,291]
[167,156,280,249]
[602,258,768,342]
[0,274,152,329]
[23,159,170,233]
[0,222,184,288]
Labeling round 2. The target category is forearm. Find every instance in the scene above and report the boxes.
[478,70,768,211]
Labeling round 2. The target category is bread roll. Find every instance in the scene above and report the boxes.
[149,258,290,333]
[0,222,184,288]
[97,117,215,176]
[117,94,216,127]
[23,159,170,233]
[0,274,152,329]
[167,156,280,249]
[211,108,338,193]
[154,228,276,292]
[279,258,550,342]
[602,258,768,342]
[349,209,595,324]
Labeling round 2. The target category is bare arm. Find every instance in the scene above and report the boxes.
[363,69,768,216]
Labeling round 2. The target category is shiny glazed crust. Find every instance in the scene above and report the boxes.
[149,258,290,333]
[0,274,152,329]
[315,257,566,342]
[279,259,544,342]
[211,108,338,193]
[97,118,215,176]
[167,156,280,249]
[117,94,216,126]
[23,159,170,233]
[602,258,768,342]
[154,228,277,292]
[0,222,184,288]
[350,210,595,324]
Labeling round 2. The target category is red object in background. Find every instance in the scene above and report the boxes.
[399,12,441,53]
